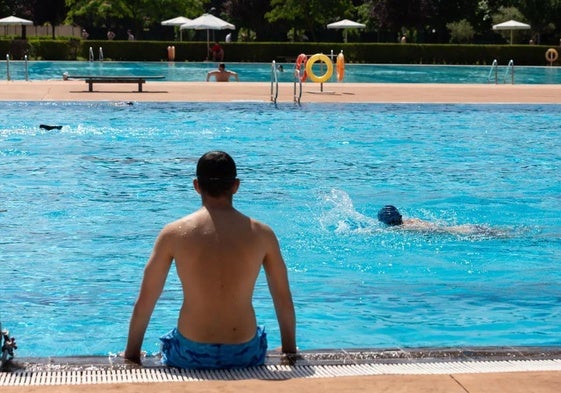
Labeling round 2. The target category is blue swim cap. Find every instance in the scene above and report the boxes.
[377,205,403,226]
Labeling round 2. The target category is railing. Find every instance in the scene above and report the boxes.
[487,59,515,84]
[504,59,514,84]
[5,54,29,81]
[488,59,498,84]
[293,62,304,105]
[6,54,10,81]
[270,60,279,104]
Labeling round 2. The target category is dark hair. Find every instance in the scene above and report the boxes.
[377,205,403,226]
[196,151,237,197]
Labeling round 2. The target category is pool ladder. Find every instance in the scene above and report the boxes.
[5,54,29,81]
[89,46,104,62]
[270,60,303,105]
[488,59,514,84]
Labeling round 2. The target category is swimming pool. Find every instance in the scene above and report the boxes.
[5,60,561,84]
[1,101,560,358]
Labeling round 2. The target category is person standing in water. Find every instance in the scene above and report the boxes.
[206,63,239,82]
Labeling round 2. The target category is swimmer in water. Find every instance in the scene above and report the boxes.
[377,205,502,236]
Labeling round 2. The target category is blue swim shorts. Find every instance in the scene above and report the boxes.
[160,326,267,369]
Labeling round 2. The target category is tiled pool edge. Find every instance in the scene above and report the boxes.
[2,347,561,386]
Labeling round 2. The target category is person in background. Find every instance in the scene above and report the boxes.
[127,29,135,40]
[124,151,297,369]
[206,63,239,82]
[225,32,232,43]
[210,41,224,61]
[107,29,115,40]
[81,29,89,39]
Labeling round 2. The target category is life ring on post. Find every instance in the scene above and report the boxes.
[294,53,308,82]
[305,53,333,83]
[336,51,345,82]
[545,48,558,64]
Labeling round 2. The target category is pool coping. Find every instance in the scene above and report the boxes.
[2,347,561,388]
[2,80,561,104]
[5,346,561,371]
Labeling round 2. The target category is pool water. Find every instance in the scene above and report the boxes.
[5,60,561,84]
[1,102,560,357]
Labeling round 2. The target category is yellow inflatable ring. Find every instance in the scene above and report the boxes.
[305,53,333,83]
[545,48,558,63]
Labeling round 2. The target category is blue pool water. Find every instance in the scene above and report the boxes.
[4,60,561,84]
[1,101,560,358]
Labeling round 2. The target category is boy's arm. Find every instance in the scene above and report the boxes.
[124,227,174,363]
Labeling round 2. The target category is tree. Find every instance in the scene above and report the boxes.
[0,0,35,19]
[223,0,277,41]
[514,0,558,44]
[365,0,437,41]
[446,19,475,43]
[34,0,68,39]
[265,0,354,41]
[65,0,206,39]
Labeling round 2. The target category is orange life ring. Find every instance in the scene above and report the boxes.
[295,53,308,82]
[545,48,558,64]
[336,52,345,82]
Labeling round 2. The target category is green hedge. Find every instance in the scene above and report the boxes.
[1,39,558,66]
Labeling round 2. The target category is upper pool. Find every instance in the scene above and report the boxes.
[4,60,561,84]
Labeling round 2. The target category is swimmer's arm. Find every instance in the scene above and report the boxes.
[124,227,174,363]
[262,226,296,354]
[231,71,239,82]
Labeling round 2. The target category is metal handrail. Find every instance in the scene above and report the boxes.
[270,60,279,104]
[6,54,10,81]
[488,59,498,84]
[504,59,514,84]
[293,63,304,105]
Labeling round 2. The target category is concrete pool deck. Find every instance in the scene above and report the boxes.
[2,80,561,103]
[1,80,560,391]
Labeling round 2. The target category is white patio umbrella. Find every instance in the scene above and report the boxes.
[180,13,235,53]
[0,15,33,38]
[492,19,531,44]
[327,19,366,43]
[161,16,191,40]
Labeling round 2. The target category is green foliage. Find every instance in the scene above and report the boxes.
[65,0,207,38]
[237,28,257,42]
[446,19,475,43]
[31,39,76,60]
[266,0,354,41]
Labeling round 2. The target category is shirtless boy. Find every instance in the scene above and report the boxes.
[206,63,239,82]
[125,151,296,369]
